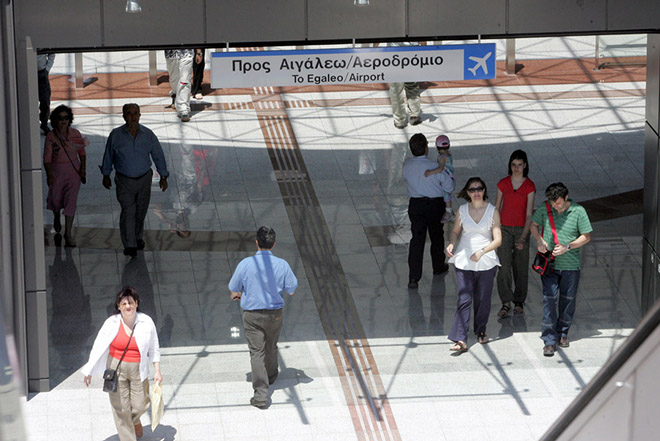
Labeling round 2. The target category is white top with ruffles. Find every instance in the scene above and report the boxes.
[449,203,501,271]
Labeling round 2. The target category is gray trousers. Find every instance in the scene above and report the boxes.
[496,225,530,305]
[115,170,152,249]
[242,309,283,403]
[389,82,421,125]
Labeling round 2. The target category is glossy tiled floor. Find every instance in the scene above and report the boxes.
[25,37,645,441]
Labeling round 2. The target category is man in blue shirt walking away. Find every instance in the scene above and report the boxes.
[100,103,169,257]
[229,226,298,408]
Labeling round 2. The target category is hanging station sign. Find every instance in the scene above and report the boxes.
[211,43,496,88]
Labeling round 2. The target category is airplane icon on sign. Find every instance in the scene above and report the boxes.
[468,52,492,76]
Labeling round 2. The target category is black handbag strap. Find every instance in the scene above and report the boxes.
[53,130,82,177]
[114,321,137,372]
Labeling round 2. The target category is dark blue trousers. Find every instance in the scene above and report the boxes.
[449,267,497,343]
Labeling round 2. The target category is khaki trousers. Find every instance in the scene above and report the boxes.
[107,357,150,441]
[389,82,421,125]
[242,309,283,403]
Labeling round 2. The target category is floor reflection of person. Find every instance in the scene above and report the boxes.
[446,177,502,353]
[44,104,89,247]
[49,246,91,381]
[81,287,162,441]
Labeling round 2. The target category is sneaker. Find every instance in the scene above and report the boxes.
[410,115,422,125]
[559,336,570,348]
[181,113,191,122]
[543,344,556,357]
[441,210,455,223]
[194,92,203,100]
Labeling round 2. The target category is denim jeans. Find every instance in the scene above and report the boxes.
[541,269,580,345]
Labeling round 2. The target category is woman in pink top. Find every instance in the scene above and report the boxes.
[43,105,88,247]
[495,150,536,317]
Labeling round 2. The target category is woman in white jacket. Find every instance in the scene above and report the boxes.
[82,287,162,440]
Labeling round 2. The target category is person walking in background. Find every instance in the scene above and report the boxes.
[402,133,455,289]
[165,49,194,122]
[191,48,205,100]
[82,287,162,441]
[37,53,55,135]
[446,177,502,352]
[100,103,169,257]
[43,104,89,247]
[229,226,298,409]
[495,150,536,318]
[530,182,592,357]
[424,134,455,222]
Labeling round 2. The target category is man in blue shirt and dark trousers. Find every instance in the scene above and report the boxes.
[229,226,298,408]
[402,133,456,289]
[100,103,169,257]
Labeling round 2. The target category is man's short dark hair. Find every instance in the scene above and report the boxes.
[409,133,428,157]
[257,226,276,249]
[122,103,140,115]
[545,182,569,201]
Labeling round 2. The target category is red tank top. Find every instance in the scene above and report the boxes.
[109,322,141,362]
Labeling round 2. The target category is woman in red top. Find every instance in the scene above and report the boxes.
[495,150,536,317]
[43,105,88,247]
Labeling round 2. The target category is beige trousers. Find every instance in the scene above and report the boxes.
[107,357,150,441]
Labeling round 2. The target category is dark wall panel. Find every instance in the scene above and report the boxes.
[509,0,606,35]
[14,0,102,48]
[208,0,305,43]
[409,0,506,38]
[308,0,404,40]
[647,35,660,135]
[104,0,204,47]
[608,0,660,31]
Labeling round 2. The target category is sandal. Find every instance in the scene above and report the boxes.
[477,333,489,344]
[514,303,524,314]
[450,341,468,353]
[497,303,511,318]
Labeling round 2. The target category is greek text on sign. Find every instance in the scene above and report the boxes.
[211,44,496,88]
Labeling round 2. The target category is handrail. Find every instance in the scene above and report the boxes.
[540,295,660,440]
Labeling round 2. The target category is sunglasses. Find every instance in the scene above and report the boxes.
[467,186,485,193]
[58,115,70,121]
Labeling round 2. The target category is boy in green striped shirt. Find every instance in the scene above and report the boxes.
[530,182,592,357]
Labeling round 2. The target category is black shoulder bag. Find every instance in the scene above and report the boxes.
[103,322,136,393]
[532,202,558,276]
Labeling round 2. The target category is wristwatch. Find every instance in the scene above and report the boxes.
[566,244,571,250]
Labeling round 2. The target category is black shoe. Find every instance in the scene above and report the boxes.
[250,397,267,409]
[123,247,137,257]
[136,239,145,250]
[558,336,570,348]
[543,345,556,357]
[41,124,50,135]
[433,264,449,275]
[408,280,419,289]
[268,373,278,385]
[410,115,422,126]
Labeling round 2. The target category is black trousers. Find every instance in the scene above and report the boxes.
[38,69,51,128]
[191,50,205,96]
[408,197,446,282]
